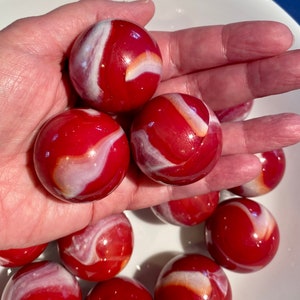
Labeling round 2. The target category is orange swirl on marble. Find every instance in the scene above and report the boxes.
[125,51,162,81]
[160,271,212,297]
[166,93,209,137]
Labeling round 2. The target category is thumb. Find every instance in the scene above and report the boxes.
[45,0,155,52]
[2,0,155,54]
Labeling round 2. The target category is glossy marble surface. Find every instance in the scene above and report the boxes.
[1,1,300,299]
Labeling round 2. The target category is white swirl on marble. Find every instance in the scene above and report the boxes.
[131,129,177,172]
[63,214,131,265]
[125,52,162,81]
[53,126,124,199]
[230,201,276,241]
[210,268,231,297]
[152,203,185,226]
[0,257,11,266]
[72,21,111,101]
[1,262,79,300]
[237,153,270,196]
[165,93,209,137]
[159,270,212,297]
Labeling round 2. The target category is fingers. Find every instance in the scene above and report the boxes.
[124,154,261,209]
[1,154,259,248]
[154,21,293,80]
[169,154,261,201]
[88,113,300,217]
[222,113,300,155]
[247,50,300,97]
[125,113,300,207]
[200,49,300,110]
[1,0,155,55]
[122,113,300,209]
[156,49,300,110]
[4,112,300,247]
[45,0,155,53]
[154,21,299,110]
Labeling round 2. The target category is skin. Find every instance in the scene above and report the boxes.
[1,0,300,249]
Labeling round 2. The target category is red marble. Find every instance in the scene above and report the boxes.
[69,19,162,114]
[58,213,134,281]
[0,243,48,268]
[33,108,130,203]
[1,261,82,299]
[214,100,253,122]
[205,197,280,273]
[151,191,220,226]
[86,276,152,300]
[130,93,222,185]
[229,148,286,197]
[154,253,232,300]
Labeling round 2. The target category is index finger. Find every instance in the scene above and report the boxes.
[153,21,294,80]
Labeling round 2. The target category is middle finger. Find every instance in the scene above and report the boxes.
[153,21,293,80]
[222,113,300,155]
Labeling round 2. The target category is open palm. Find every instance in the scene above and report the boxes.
[1,0,300,249]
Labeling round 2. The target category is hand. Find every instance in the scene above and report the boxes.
[1,0,300,249]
